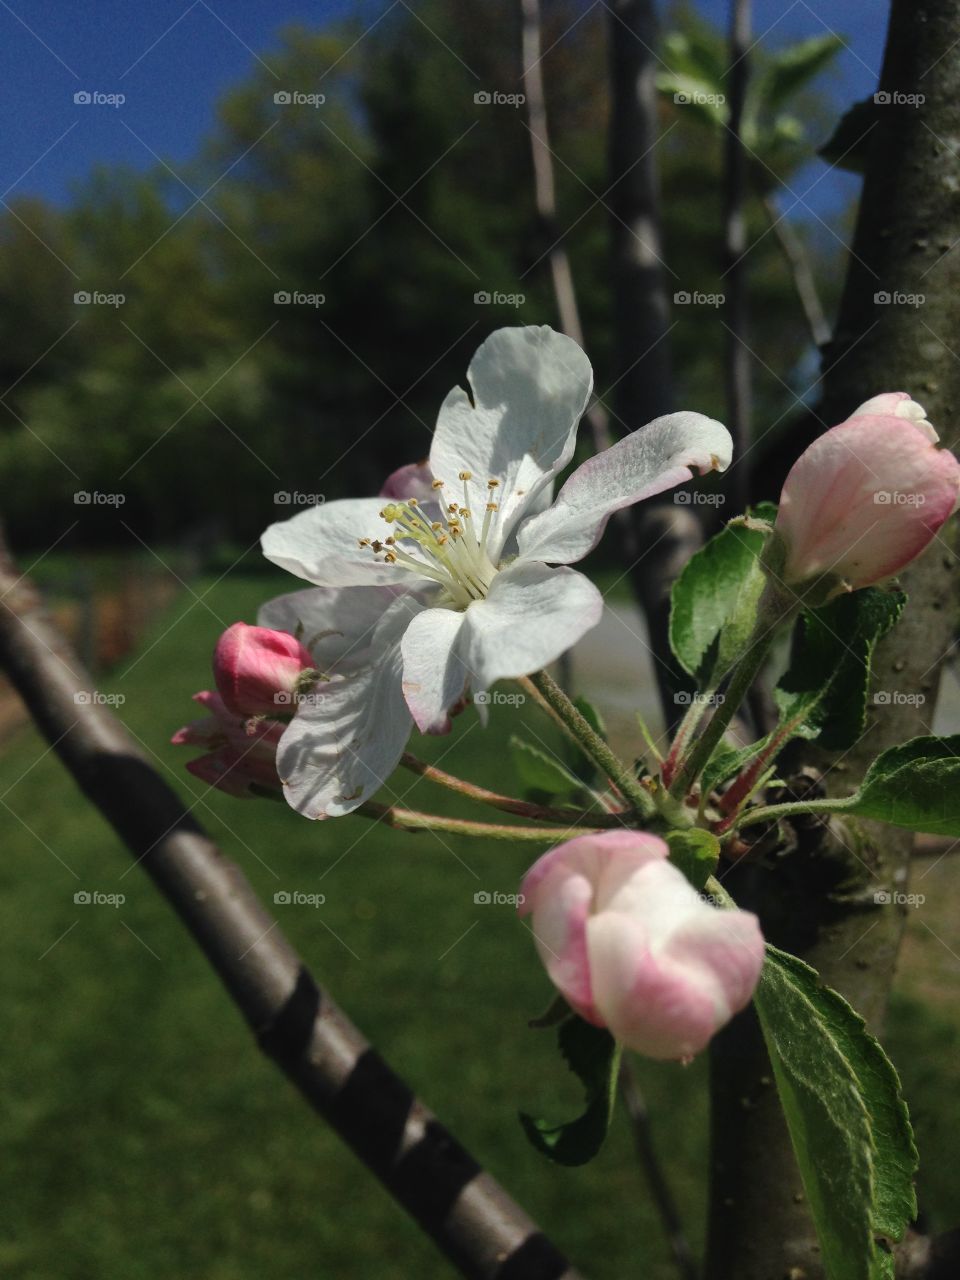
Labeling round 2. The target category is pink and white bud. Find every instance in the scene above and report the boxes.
[172,690,284,798]
[851,391,936,441]
[213,622,315,717]
[775,402,960,595]
[518,831,764,1061]
[379,460,436,502]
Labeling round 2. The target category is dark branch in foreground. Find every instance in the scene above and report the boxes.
[0,537,583,1280]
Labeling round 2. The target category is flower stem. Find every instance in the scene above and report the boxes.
[667,634,772,800]
[735,796,852,831]
[399,754,634,827]
[521,670,656,818]
[357,800,603,842]
[668,582,797,800]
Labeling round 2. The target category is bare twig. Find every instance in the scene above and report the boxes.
[0,533,585,1280]
[618,1057,697,1280]
[763,194,831,349]
[399,752,634,826]
[520,0,613,455]
[722,0,753,513]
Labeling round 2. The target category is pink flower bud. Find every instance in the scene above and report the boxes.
[775,400,960,595]
[518,831,764,1060]
[172,691,284,798]
[379,460,436,501]
[213,622,315,716]
[851,391,936,440]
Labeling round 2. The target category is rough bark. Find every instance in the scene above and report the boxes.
[706,2,960,1276]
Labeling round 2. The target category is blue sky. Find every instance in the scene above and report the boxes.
[0,0,884,215]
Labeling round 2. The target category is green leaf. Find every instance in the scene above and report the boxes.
[520,1015,621,1166]
[819,97,879,174]
[509,736,587,802]
[669,508,775,684]
[655,69,728,128]
[665,828,719,890]
[755,946,916,1278]
[835,735,960,836]
[775,589,906,750]
[753,33,843,115]
[700,734,772,797]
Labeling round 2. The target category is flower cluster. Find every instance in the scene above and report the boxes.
[174,326,959,1063]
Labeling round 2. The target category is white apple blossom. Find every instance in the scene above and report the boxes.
[260,326,732,818]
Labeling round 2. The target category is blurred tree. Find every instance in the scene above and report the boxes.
[0,1,848,550]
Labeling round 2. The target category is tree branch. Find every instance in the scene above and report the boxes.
[0,534,585,1280]
[607,0,702,731]
[722,0,753,513]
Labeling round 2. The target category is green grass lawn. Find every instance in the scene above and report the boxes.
[0,568,710,1280]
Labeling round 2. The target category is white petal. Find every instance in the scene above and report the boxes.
[276,595,421,818]
[400,606,468,733]
[262,497,416,588]
[429,326,593,554]
[516,412,733,566]
[458,561,603,690]
[257,585,403,674]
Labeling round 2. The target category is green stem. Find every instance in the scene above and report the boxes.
[399,753,635,828]
[735,796,854,831]
[522,670,656,818]
[668,586,795,799]
[357,800,603,842]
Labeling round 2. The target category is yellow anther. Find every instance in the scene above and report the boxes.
[385,536,395,545]
[487,478,499,488]
[384,552,397,563]
[458,470,472,481]
[432,479,444,489]
[448,503,458,514]
[486,502,498,511]
[358,538,371,547]
[460,509,471,519]
[408,497,419,507]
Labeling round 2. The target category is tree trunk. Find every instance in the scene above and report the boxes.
[706,2,960,1275]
